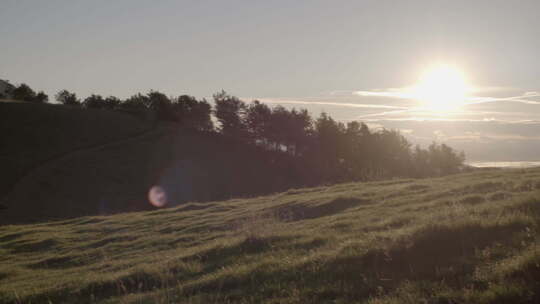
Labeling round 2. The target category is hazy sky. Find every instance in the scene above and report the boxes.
[2,0,540,161]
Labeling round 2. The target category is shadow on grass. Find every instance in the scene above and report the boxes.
[0,272,9,281]
[489,191,513,201]
[29,253,100,269]
[316,222,528,300]
[175,203,215,213]
[507,197,540,218]
[0,232,25,243]
[18,219,528,303]
[274,197,369,221]
[82,235,139,249]
[177,221,529,302]
[21,235,296,303]
[459,195,486,205]
[405,184,431,191]
[373,180,413,186]
[48,217,106,226]
[10,238,57,253]
[181,235,296,272]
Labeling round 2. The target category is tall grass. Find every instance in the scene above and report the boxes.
[1,167,540,303]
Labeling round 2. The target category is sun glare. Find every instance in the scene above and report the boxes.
[412,65,470,112]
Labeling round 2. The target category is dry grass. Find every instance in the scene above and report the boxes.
[1,168,540,303]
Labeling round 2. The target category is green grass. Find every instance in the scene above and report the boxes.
[0,101,153,200]
[1,168,540,303]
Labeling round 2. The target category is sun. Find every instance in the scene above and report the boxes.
[412,65,470,112]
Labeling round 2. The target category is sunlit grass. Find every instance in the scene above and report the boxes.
[1,168,540,303]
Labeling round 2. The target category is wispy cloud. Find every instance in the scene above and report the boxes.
[249,86,540,124]
[352,89,413,99]
[351,87,540,106]
[255,98,407,110]
[363,117,540,124]
[469,92,540,105]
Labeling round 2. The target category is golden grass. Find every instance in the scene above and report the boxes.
[1,168,540,303]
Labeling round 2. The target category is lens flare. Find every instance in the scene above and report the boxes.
[148,186,168,207]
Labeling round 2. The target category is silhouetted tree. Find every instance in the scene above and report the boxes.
[103,96,121,110]
[373,129,412,177]
[34,91,48,103]
[246,100,272,145]
[426,142,465,176]
[83,94,120,109]
[214,91,247,138]
[121,93,148,110]
[288,108,313,156]
[147,91,173,121]
[55,90,80,106]
[412,145,431,177]
[83,94,106,109]
[172,95,213,131]
[12,84,36,102]
[311,112,347,181]
[11,84,466,199]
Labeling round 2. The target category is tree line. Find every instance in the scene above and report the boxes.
[5,82,466,184]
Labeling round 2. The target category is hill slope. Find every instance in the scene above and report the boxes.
[0,101,153,202]
[0,102,311,224]
[1,168,540,303]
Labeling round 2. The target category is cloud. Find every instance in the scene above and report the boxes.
[469,92,540,105]
[365,117,540,124]
[347,87,540,107]
[254,98,407,110]
[249,87,540,127]
[353,89,413,99]
[365,122,384,130]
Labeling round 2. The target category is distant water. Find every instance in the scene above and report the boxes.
[468,161,540,168]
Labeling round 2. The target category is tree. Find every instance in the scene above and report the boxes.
[245,100,272,145]
[213,91,247,138]
[147,90,173,121]
[426,142,465,175]
[55,90,80,106]
[172,95,213,131]
[82,94,120,109]
[103,96,121,110]
[83,94,105,109]
[34,91,48,103]
[372,129,412,177]
[312,112,347,181]
[288,108,313,156]
[121,93,149,110]
[12,84,36,102]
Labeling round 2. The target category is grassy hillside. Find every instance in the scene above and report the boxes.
[1,168,540,303]
[1,101,343,225]
[0,101,153,201]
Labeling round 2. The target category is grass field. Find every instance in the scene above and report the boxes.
[1,167,540,303]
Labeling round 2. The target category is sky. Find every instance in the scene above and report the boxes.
[1,0,540,162]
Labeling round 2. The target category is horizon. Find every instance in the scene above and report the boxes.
[2,0,540,162]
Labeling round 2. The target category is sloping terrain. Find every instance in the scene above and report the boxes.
[1,168,540,303]
[0,123,288,224]
[1,102,328,224]
[0,101,153,202]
